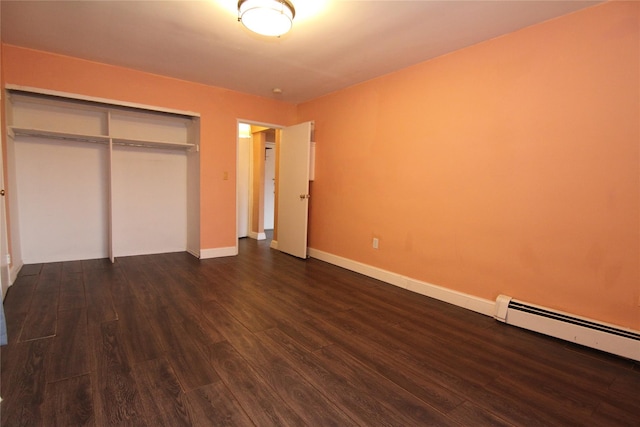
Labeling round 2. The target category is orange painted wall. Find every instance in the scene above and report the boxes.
[1,44,297,251]
[298,2,640,329]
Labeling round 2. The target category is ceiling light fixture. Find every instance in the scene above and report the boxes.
[238,0,296,37]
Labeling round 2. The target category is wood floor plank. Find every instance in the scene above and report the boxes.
[46,308,91,382]
[117,263,170,315]
[485,373,598,426]
[201,301,259,349]
[109,267,165,363]
[196,256,316,326]
[211,320,359,426]
[134,259,226,351]
[163,302,226,356]
[81,258,112,271]
[210,284,278,333]
[18,263,43,276]
[274,319,332,352]
[250,349,361,427]
[263,272,355,319]
[261,327,455,426]
[42,375,95,427]
[146,304,220,391]
[447,401,514,427]
[0,338,52,426]
[590,400,640,426]
[93,320,148,426]
[334,309,501,385]
[2,274,38,345]
[58,271,86,312]
[207,340,308,426]
[62,260,84,274]
[474,345,614,415]
[185,382,255,427]
[151,253,211,309]
[19,263,61,341]
[83,268,118,325]
[116,313,165,364]
[485,322,623,385]
[226,278,313,325]
[397,309,625,405]
[132,358,192,426]
[607,372,640,412]
[305,316,466,414]
[137,261,204,313]
[329,310,597,426]
[115,254,158,267]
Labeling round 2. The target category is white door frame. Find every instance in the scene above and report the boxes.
[0,101,10,299]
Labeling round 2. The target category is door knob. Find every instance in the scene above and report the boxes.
[0,189,4,196]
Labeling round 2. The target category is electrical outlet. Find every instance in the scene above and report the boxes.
[372,237,379,249]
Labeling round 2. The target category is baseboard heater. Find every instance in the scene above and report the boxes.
[494,295,640,362]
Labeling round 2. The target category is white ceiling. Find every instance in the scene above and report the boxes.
[1,0,602,104]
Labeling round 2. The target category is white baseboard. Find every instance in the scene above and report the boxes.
[186,246,200,259]
[3,261,24,299]
[270,240,278,249]
[307,248,494,317]
[199,246,238,259]
[248,231,266,241]
[10,261,23,285]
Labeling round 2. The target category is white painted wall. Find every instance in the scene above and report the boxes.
[111,145,187,257]
[12,98,107,136]
[14,137,109,263]
[110,112,188,143]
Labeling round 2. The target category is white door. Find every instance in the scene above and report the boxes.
[277,121,312,258]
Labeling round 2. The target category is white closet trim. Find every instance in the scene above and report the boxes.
[5,84,200,118]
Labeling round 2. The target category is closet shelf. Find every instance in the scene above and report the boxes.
[9,126,109,145]
[111,137,196,151]
[9,127,196,151]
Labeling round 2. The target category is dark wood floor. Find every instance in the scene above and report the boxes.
[1,237,639,426]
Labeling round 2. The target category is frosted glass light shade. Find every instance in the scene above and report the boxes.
[238,0,295,37]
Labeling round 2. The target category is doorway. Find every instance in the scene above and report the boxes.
[237,122,277,244]
[237,120,314,259]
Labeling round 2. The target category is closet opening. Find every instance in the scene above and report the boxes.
[4,86,201,267]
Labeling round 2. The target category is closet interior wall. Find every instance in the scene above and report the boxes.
[4,88,200,265]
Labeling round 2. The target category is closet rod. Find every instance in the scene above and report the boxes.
[9,130,108,145]
[111,141,196,151]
